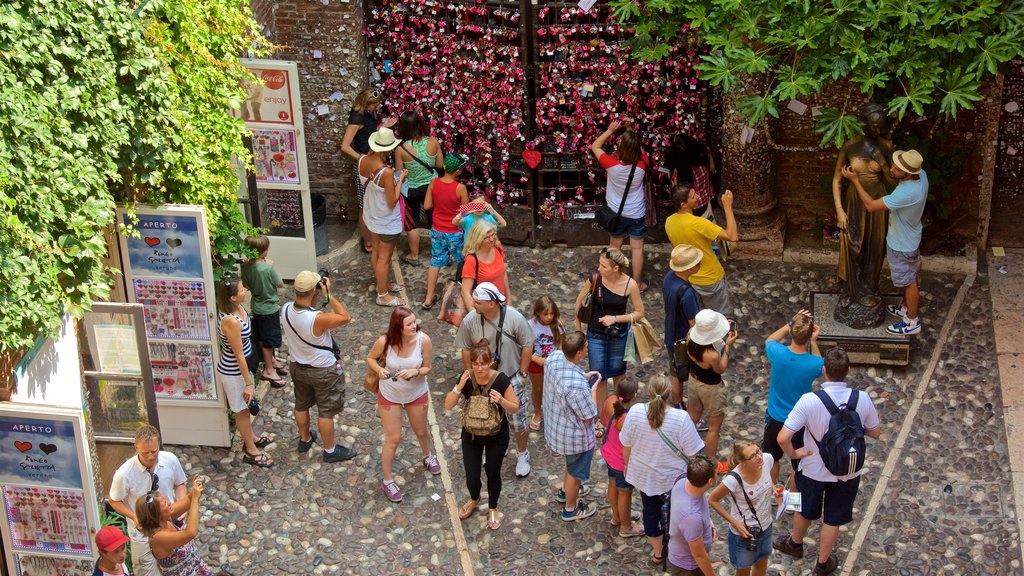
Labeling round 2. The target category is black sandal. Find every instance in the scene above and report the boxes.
[254,435,275,449]
[421,299,436,310]
[262,375,287,388]
[242,451,274,468]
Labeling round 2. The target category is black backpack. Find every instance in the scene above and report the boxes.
[808,389,866,476]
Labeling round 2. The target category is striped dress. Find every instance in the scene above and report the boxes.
[217,310,253,376]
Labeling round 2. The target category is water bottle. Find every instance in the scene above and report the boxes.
[712,240,721,259]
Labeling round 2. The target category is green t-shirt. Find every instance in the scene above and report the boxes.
[241,261,282,315]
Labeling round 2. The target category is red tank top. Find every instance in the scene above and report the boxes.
[430,178,461,234]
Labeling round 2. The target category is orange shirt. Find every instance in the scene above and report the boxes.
[462,247,508,297]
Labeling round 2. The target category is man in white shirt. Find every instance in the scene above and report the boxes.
[774,348,881,576]
[108,425,187,576]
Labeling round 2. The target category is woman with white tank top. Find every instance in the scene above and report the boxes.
[366,307,440,503]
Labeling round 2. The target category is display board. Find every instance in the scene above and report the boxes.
[116,205,230,447]
[0,407,100,575]
[236,60,315,279]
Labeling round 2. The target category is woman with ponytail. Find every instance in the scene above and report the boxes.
[620,375,705,565]
[600,379,643,537]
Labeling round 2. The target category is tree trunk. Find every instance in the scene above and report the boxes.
[720,74,786,258]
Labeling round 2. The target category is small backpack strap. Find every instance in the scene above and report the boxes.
[845,389,859,410]
[814,389,839,415]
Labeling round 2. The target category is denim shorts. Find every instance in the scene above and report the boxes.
[587,328,628,380]
[565,448,594,482]
[609,214,647,239]
[727,524,773,568]
[886,245,920,288]
[606,463,633,489]
[429,229,465,269]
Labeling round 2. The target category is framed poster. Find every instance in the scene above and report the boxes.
[252,129,301,185]
[123,214,204,278]
[235,68,296,126]
[0,407,100,569]
[14,554,94,575]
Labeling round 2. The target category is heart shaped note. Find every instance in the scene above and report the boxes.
[14,441,31,453]
[144,237,160,247]
[165,238,182,248]
[39,443,57,455]
[522,150,542,169]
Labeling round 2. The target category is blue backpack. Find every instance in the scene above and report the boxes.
[808,390,866,476]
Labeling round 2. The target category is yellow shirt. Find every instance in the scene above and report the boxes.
[664,212,725,286]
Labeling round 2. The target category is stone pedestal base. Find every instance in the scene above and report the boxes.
[811,292,910,366]
[731,207,786,260]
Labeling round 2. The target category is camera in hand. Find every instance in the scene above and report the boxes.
[604,323,624,337]
[743,525,763,550]
[318,268,330,287]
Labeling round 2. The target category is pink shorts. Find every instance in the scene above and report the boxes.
[377,390,429,409]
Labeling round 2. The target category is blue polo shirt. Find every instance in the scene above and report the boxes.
[765,340,823,422]
[662,271,700,351]
[883,169,928,253]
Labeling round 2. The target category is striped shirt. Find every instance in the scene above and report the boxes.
[620,403,704,495]
[217,311,252,376]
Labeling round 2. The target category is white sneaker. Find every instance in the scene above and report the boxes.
[515,450,531,477]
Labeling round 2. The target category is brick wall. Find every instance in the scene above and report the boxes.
[250,0,367,218]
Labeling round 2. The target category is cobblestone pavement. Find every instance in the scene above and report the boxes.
[171,244,1020,575]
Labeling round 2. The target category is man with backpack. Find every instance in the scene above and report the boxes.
[774,348,880,575]
[542,331,600,521]
[662,244,704,410]
[455,282,536,477]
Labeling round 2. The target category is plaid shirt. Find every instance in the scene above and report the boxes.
[542,351,598,455]
[692,164,713,208]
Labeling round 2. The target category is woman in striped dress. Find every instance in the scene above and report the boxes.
[216,279,274,468]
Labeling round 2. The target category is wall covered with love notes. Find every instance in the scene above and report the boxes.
[365,0,709,220]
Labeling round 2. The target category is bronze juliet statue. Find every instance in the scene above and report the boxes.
[832,103,895,328]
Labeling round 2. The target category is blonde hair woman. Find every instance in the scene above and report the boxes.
[574,248,643,436]
[709,440,777,576]
[459,219,510,307]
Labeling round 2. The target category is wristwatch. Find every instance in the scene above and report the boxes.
[516,370,528,380]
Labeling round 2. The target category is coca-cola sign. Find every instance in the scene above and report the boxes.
[261,70,286,90]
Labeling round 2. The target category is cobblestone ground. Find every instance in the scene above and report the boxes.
[172,245,1020,575]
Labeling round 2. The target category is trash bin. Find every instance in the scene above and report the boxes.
[312,194,328,256]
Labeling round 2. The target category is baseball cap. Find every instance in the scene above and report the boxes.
[471,282,506,303]
[294,270,321,292]
[443,153,470,174]
[95,525,130,552]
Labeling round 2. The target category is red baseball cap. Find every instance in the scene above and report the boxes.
[95,525,130,552]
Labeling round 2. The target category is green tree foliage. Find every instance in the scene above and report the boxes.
[0,0,267,352]
[611,0,1024,147]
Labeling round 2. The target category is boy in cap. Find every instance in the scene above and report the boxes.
[455,282,536,477]
[93,525,131,576]
[422,153,472,309]
[841,149,928,334]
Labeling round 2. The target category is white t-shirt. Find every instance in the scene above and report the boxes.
[721,453,775,533]
[620,403,705,495]
[109,452,187,540]
[784,381,880,482]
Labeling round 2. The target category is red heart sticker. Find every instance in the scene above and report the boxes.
[144,237,160,247]
[522,150,542,169]
[14,441,31,453]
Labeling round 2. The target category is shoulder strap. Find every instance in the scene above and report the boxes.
[726,471,762,527]
[371,165,388,185]
[674,279,694,304]
[401,142,436,172]
[846,389,859,410]
[652,408,690,463]
[814,389,840,415]
[614,163,639,218]
[283,305,334,353]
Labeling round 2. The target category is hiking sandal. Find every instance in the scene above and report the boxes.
[242,451,274,468]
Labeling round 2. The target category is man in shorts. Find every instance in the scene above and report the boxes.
[774,348,881,575]
[455,282,536,476]
[665,183,738,316]
[841,149,928,334]
[662,244,703,409]
[280,270,358,463]
[543,331,600,521]
[761,310,822,488]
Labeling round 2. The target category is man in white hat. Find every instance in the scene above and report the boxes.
[455,282,537,476]
[662,244,704,409]
[280,270,358,463]
[841,148,927,335]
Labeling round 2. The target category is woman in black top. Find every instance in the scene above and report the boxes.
[444,339,520,530]
[686,309,738,468]
[574,248,644,437]
[341,89,394,252]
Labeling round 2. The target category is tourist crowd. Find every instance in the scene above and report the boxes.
[103,110,928,576]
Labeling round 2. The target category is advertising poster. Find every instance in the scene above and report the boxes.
[123,213,204,279]
[3,486,90,555]
[236,68,295,126]
[149,342,216,401]
[0,416,81,490]
[133,280,210,341]
[252,129,301,185]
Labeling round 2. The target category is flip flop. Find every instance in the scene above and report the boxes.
[262,375,287,388]
[273,365,288,376]
[242,451,274,468]
[421,299,436,310]
[529,418,541,431]
[488,509,501,530]
[651,552,664,566]
[594,423,606,439]
[376,294,404,307]
[639,279,651,294]
[610,511,642,525]
[254,435,275,449]
[458,499,480,520]
[389,283,403,294]
[618,520,646,538]
[400,255,422,267]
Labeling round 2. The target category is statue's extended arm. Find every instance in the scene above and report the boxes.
[832,148,849,230]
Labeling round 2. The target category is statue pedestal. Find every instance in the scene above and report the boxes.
[811,292,910,366]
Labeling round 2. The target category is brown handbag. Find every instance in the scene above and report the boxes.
[576,273,598,324]
[364,345,387,393]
